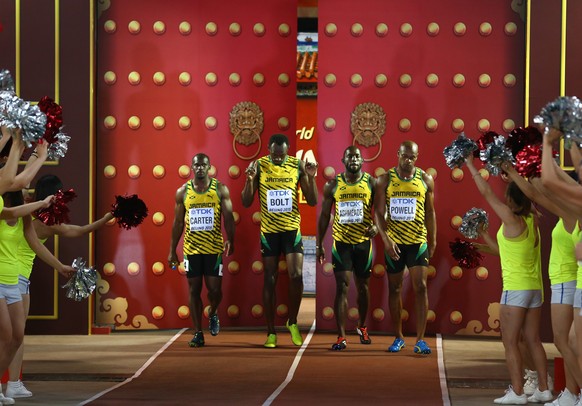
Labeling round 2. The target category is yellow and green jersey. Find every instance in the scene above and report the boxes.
[257,155,301,233]
[385,167,427,244]
[332,172,374,244]
[183,178,223,255]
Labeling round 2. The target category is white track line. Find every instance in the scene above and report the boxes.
[78,328,187,405]
[262,320,317,406]
[437,333,452,406]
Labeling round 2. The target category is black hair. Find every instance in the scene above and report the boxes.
[268,134,289,148]
[2,190,24,207]
[35,174,63,201]
[192,153,210,165]
[506,181,532,216]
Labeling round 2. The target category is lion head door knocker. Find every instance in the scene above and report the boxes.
[230,101,264,160]
[350,103,386,162]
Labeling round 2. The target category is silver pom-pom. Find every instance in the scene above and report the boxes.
[533,96,582,145]
[459,208,489,239]
[479,135,514,176]
[47,130,70,160]
[0,69,15,92]
[0,92,47,147]
[443,132,478,169]
[61,257,98,301]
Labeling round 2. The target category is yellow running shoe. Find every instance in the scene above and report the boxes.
[264,333,277,348]
[286,320,303,346]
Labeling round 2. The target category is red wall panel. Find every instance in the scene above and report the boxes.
[95,0,298,329]
[316,0,526,337]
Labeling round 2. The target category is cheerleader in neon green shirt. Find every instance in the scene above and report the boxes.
[466,155,550,404]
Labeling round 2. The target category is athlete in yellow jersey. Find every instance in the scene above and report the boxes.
[169,153,235,348]
[242,134,318,348]
[375,140,436,355]
[465,155,550,404]
[316,146,377,351]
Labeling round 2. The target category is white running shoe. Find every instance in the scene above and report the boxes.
[544,389,578,406]
[494,386,528,404]
[528,388,554,403]
[524,369,539,396]
[0,392,15,405]
[6,380,33,398]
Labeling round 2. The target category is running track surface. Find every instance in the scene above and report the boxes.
[84,326,448,405]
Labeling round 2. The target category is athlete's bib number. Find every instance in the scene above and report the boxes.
[338,200,364,224]
[389,197,417,221]
[267,189,292,213]
[189,207,215,231]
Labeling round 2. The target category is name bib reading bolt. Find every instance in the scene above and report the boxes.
[189,207,215,231]
[267,189,293,213]
[338,200,364,224]
[390,198,417,221]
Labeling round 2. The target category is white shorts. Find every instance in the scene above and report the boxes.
[551,281,576,305]
[573,288,582,309]
[17,274,30,295]
[500,289,543,308]
[0,283,23,305]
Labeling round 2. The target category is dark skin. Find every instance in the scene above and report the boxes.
[168,154,235,333]
[316,146,377,339]
[241,140,318,335]
[374,141,436,342]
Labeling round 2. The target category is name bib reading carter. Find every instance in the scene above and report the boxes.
[189,207,215,231]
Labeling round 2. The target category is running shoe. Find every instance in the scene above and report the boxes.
[544,388,577,406]
[387,337,405,352]
[413,339,432,354]
[5,380,32,398]
[524,369,538,396]
[286,320,303,346]
[528,388,553,403]
[494,386,527,404]
[0,393,15,405]
[188,331,205,348]
[264,333,277,348]
[331,337,347,351]
[209,313,220,336]
[356,326,372,344]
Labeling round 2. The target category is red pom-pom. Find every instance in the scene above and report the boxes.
[515,144,542,178]
[35,189,77,225]
[37,96,63,145]
[111,194,148,230]
[507,126,542,158]
[449,238,483,269]
[473,131,499,157]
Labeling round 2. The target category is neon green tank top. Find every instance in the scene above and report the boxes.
[496,214,542,291]
[572,222,582,288]
[182,178,224,255]
[17,221,48,279]
[332,172,374,244]
[0,218,23,285]
[257,155,301,233]
[548,218,577,285]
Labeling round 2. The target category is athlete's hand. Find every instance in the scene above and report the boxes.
[168,253,180,270]
[304,160,318,177]
[58,264,75,278]
[365,225,378,238]
[385,239,400,261]
[224,240,234,256]
[245,160,258,182]
[316,246,325,264]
